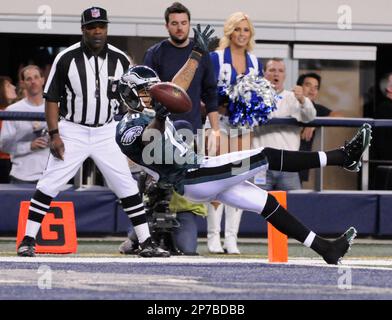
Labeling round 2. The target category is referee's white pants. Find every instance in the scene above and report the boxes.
[37,120,138,199]
[183,148,269,214]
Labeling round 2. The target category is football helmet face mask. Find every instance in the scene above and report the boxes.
[118,65,161,112]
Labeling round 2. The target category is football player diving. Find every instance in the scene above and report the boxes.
[114,25,372,265]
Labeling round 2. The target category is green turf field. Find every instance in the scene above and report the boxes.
[2,237,391,260]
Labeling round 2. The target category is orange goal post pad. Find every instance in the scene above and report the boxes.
[267,191,288,263]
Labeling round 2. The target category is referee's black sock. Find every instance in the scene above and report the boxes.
[263,147,345,171]
[260,194,330,256]
[25,190,53,239]
[121,194,150,244]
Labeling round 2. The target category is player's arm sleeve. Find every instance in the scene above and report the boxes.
[201,55,218,114]
[43,54,65,103]
[146,116,166,135]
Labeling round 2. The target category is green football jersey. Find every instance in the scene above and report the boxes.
[116,112,203,194]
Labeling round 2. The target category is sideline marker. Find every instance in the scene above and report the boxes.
[16,201,77,254]
[267,191,288,262]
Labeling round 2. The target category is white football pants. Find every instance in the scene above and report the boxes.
[37,120,138,198]
[184,148,269,213]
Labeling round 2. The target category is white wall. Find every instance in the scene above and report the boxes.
[1,0,392,43]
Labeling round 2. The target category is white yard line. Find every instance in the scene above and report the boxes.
[0,256,392,271]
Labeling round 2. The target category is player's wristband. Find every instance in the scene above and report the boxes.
[189,50,202,62]
[48,129,59,137]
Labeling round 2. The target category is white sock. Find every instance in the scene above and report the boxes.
[133,223,150,243]
[303,231,316,248]
[25,220,42,239]
[318,152,327,167]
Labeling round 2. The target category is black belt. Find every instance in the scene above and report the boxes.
[64,119,112,127]
[81,123,106,127]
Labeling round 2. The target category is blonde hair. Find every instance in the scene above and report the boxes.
[218,12,255,52]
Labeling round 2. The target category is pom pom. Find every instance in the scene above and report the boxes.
[219,72,280,128]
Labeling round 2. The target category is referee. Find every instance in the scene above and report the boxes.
[17,7,169,258]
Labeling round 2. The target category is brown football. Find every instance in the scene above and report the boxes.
[150,82,192,113]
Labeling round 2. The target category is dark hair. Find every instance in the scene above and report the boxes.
[379,72,392,95]
[164,2,191,24]
[0,76,13,109]
[297,72,322,89]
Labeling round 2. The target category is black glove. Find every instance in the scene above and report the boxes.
[192,24,215,56]
[152,100,170,120]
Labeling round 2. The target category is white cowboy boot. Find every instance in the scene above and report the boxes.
[223,205,242,254]
[207,202,224,253]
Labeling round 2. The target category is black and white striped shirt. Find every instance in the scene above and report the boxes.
[44,41,130,126]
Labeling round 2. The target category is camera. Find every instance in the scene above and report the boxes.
[137,171,183,255]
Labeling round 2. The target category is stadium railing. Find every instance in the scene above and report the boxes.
[2,111,392,191]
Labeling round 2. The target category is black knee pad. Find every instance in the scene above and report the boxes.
[260,193,280,219]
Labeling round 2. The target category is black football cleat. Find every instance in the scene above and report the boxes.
[119,238,140,255]
[138,237,170,258]
[322,227,357,265]
[17,236,36,257]
[341,123,372,172]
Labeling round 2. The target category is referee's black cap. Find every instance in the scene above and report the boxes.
[81,7,109,26]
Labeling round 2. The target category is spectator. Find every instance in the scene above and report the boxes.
[0,65,49,184]
[143,2,220,143]
[206,12,263,254]
[252,58,316,190]
[297,72,344,183]
[0,76,17,183]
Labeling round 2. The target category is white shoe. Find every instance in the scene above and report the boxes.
[208,234,224,253]
[207,203,224,253]
[223,236,240,254]
[223,205,242,254]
